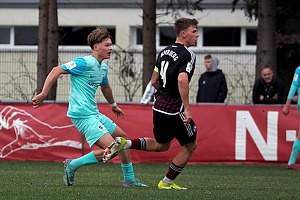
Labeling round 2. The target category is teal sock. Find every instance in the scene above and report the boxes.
[288,139,300,165]
[121,162,135,182]
[69,151,99,170]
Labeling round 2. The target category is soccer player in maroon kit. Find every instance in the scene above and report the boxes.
[104,17,199,190]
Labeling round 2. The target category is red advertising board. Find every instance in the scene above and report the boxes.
[0,103,298,164]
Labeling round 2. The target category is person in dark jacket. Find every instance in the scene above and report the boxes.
[252,65,284,104]
[196,54,228,103]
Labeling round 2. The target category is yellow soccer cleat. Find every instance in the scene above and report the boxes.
[157,180,187,190]
[102,137,126,163]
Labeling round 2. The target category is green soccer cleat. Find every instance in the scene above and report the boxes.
[63,159,76,186]
[157,180,187,190]
[122,179,148,187]
[102,137,126,163]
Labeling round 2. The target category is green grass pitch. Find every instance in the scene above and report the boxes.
[0,162,298,199]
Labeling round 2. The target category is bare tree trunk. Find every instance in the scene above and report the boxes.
[256,0,276,79]
[142,0,156,92]
[36,0,48,95]
[46,0,59,100]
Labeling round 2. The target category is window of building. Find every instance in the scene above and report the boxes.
[4,26,116,47]
[0,27,10,44]
[136,28,143,45]
[246,28,257,45]
[159,26,176,46]
[59,27,95,45]
[203,27,241,47]
[15,26,38,45]
[131,26,255,50]
[59,27,116,45]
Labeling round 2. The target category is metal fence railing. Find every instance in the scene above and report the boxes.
[0,49,256,104]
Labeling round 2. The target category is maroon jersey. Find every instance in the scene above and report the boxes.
[153,43,196,114]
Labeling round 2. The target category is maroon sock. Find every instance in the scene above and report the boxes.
[130,138,146,150]
[165,162,184,180]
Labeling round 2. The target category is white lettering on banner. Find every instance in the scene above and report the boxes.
[286,130,297,141]
[235,111,278,161]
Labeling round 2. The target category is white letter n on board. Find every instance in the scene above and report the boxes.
[235,111,278,161]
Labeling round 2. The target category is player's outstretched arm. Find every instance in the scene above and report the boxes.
[32,66,67,108]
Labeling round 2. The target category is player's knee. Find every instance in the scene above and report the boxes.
[120,132,128,139]
[192,142,198,151]
[185,142,197,153]
[112,128,128,139]
[156,143,170,152]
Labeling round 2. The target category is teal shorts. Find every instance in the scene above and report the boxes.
[71,113,117,148]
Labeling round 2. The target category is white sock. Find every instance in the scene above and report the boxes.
[124,140,132,149]
[162,176,172,184]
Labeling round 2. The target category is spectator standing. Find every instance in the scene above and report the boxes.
[196,55,228,103]
[252,65,284,104]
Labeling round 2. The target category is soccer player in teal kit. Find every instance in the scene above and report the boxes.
[283,66,300,170]
[32,27,147,187]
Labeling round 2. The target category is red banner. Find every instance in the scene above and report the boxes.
[0,103,298,164]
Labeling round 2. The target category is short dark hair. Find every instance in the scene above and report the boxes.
[87,27,111,49]
[173,18,198,36]
[204,54,212,60]
[260,65,273,72]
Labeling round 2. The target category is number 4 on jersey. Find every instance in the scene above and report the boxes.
[160,61,169,88]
